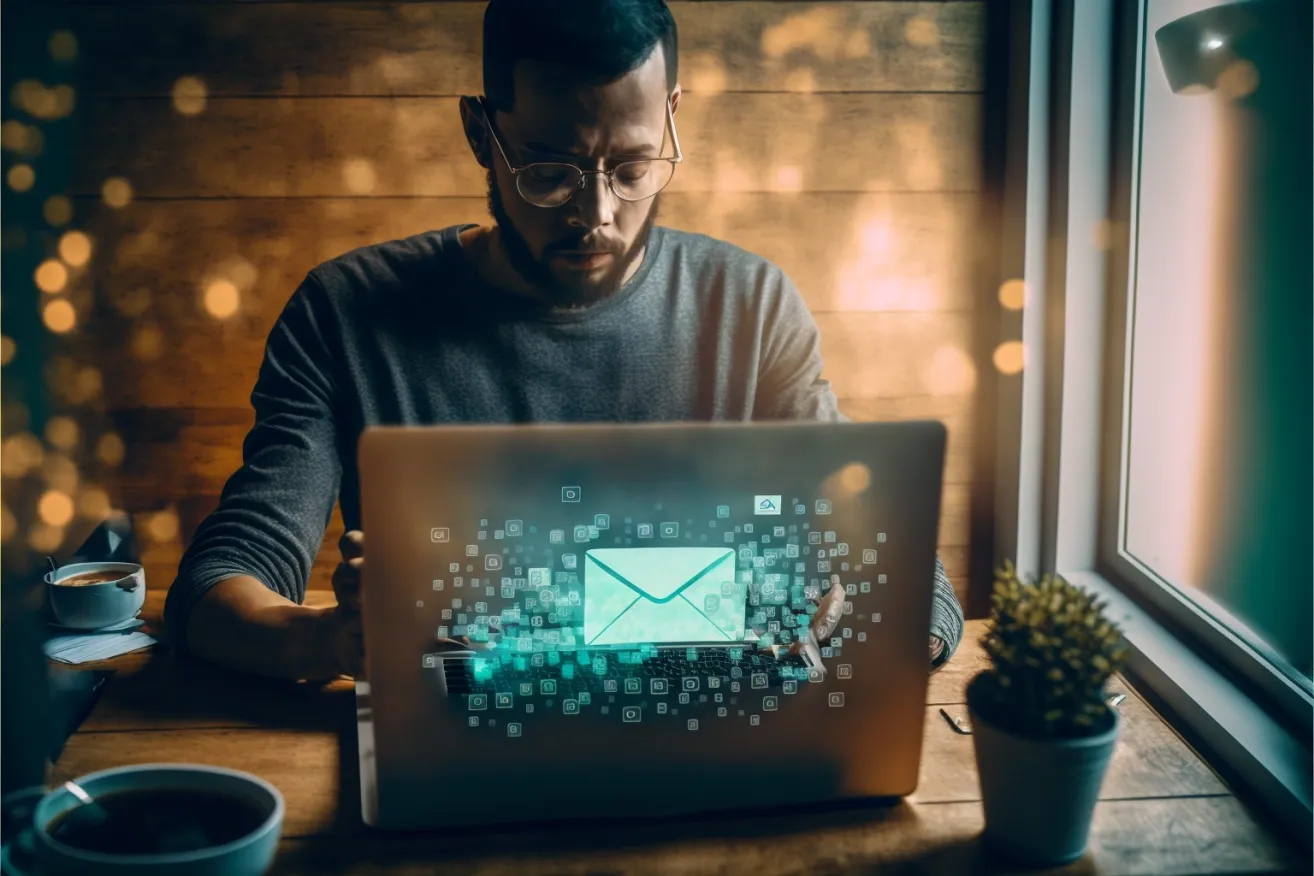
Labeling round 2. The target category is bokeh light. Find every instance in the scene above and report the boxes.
[993,340,1026,375]
[1217,60,1259,100]
[35,259,69,293]
[7,163,35,192]
[0,336,15,366]
[28,523,65,554]
[38,490,75,527]
[48,30,79,62]
[342,158,377,194]
[998,279,1026,310]
[838,462,871,495]
[131,323,164,359]
[96,433,125,467]
[43,453,79,494]
[58,230,93,267]
[102,177,133,208]
[904,15,941,48]
[172,76,209,116]
[147,507,181,543]
[1,433,44,478]
[204,279,241,318]
[924,345,977,395]
[43,194,73,226]
[42,299,76,333]
[0,505,15,543]
[773,166,803,193]
[44,416,79,450]
[78,487,111,521]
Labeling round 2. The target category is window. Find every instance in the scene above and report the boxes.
[1118,0,1312,688]
[993,0,1311,841]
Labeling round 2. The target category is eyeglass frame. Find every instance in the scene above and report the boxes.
[476,94,683,208]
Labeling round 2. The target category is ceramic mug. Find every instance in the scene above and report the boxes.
[32,765,283,876]
[44,562,146,630]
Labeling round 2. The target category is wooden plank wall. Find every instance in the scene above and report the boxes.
[54,1,985,609]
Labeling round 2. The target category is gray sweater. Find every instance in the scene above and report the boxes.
[163,225,964,666]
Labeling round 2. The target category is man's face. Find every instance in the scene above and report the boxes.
[474,46,677,307]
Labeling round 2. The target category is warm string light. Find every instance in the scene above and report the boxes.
[993,341,1026,375]
[58,230,93,267]
[35,259,68,293]
[102,177,133,208]
[7,164,35,192]
[42,299,76,333]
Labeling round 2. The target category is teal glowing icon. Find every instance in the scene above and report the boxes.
[583,548,745,645]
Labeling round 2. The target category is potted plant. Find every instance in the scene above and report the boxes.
[966,562,1128,865]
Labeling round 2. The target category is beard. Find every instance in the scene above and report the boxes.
[486,168,658,308]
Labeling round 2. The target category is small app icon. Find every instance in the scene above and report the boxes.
[837,543,849,556]
[754,495,782,515]
[828,692,845,707]
[682,677,699,692]
[743,523,754,534]
[716,505,730,519]
[708,676,721,689]
[657,702,668,714]
[507,722,522,737]
[751,672,768,689]
[862,549,878,564]
[527,567,550,588]
[860,581,871,593]
[660,522,679,538]
[687,719,699,731]
[720,581,736,597]
[562,486,581,503]
[877,532,887,543]
[465,544,479,557]
[878,574,887,584]
[637,523,654,538]
[750,714,761,726]
[594,513,610,530]
[837,664,853,679]
[622,706,641,723]
[807,667,825,683]
[763,696,778,711]
[808,531,822,545]
[858,631,867,642]
[485,554,502,571]
[422,654,437,668]
[550,529,565,544]
[505,520,523,537]
[703,594,720,612]
[468,716,479,727]
[562,554,577,569]
[872,612,882,623]
[468,694,488,711]
[678,692,690,705]
[604,679,618,693]
[563,699,579,715]
[624,677,641,694]
[494,530,504,540]
[783,680,798,694]
[573,525,590,543]
[579,692,591,705]
[824,531,836,543]
[540,679,557,695]
[519,682,533,696]
[495,693,513,709]
[794,503,807,514]
[773,526,785,537]
[717,707,727,717]
[430,527,450,543]
[449,562,460,573]
[651,679,669,694]
[815,499,832,515]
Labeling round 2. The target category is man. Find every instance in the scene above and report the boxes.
[163,0,963,680]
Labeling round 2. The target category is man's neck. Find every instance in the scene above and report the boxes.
[458,225,648,308]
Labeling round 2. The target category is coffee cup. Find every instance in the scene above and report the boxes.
[32,764,283,876]
[44,562,146,630]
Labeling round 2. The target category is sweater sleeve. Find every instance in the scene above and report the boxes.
[162,275,343,651]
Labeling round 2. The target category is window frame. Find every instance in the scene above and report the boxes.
[989,0,1312,845]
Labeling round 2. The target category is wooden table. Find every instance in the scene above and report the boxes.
[48,592,1303,875]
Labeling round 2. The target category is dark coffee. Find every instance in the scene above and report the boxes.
[55,570,125,587]
[46,788,266,855]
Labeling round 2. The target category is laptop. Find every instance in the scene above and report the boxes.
[356,421,945,830]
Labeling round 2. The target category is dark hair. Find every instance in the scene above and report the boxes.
[482,0,678,111]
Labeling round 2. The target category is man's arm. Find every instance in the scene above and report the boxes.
[163,274,346,679]
[753,272,966,666]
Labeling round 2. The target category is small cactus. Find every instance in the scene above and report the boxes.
[974,561,1129,738]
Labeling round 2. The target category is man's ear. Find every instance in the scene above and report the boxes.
[459,96,492,169]
[669,84,682,115]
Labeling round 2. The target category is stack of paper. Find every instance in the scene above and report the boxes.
[44,618,157,664]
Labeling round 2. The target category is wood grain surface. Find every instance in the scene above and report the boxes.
[70,2,985,96]
[49,613,1302,874]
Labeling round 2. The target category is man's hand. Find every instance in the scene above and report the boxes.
[325,529,366,677]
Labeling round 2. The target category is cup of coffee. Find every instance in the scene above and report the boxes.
[32,764,283,876]
[44,562,146,630]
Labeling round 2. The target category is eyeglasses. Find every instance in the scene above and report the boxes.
[479,96,683,208]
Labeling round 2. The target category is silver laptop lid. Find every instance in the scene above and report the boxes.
[359,421,945,829]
